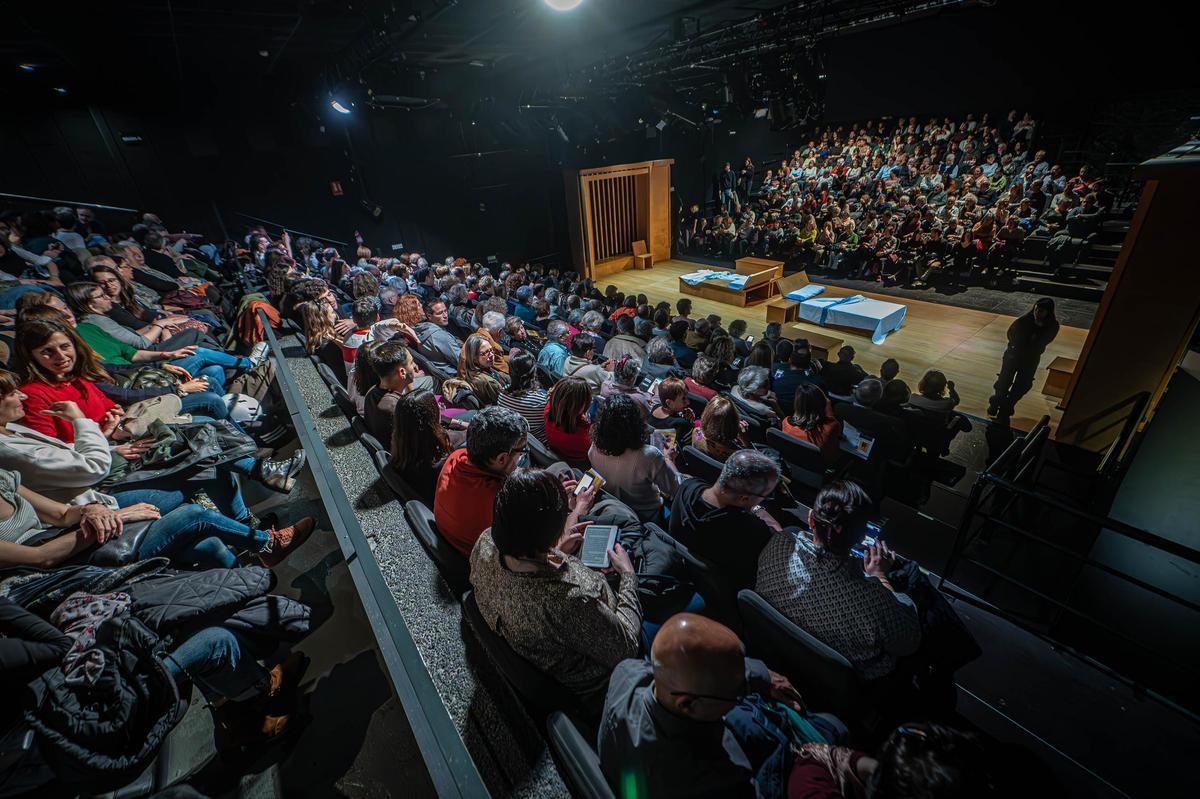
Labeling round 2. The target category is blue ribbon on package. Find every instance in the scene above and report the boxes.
[813,294,867,326]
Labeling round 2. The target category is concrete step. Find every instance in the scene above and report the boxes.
[1014,273,1107,301]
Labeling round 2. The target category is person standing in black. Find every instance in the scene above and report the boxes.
[989,298,1060,422]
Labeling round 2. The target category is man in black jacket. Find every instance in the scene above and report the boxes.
[669,450,783,592]
[988,298,1060,422]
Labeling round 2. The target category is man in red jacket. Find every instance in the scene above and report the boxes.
[433,406,528,556]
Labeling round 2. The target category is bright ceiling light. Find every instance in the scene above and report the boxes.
[330,99,352,114]
[545,0,584,11]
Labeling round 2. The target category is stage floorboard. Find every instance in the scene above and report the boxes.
[604,259,1089,432]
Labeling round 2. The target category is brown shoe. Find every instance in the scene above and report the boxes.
[258,517,315,569]
[213,652,306,750]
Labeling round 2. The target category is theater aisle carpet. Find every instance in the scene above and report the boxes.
[606,259,1089,432]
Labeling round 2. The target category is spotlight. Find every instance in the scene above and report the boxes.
[17,63,36,72]
[330,99,353,115]
[544,0,583,11]
[52,86,68,96]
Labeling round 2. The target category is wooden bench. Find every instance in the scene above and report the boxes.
[798,330,844,362]
[766,297,799,324]
[1042,356,1077,399]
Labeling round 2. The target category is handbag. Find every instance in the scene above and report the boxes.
[120,395,189,439]
[111,367,179,391]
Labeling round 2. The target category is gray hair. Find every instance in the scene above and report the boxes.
[737,366,770,395]
[612,357,641,387]
[465,406,528,468]
[634,318,655,340]
[646,336,676,366]
[581,310,605,332]
[546,320,570,343]
[545,287,560,306]
[446,283,469,306]
[481,311,506,335]
[718,449,781,496]
[854,378,883,408]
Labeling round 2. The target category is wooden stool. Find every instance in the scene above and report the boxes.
[1042,356,1077,399]
[632,240,653,270]
[766,298,799,324]
[798,330,844,362]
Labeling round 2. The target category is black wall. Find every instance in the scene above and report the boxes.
[4,1,1194,262]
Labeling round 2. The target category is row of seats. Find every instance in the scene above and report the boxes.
[298,320,871,797]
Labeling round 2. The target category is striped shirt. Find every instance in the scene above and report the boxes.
[496,388,549,443]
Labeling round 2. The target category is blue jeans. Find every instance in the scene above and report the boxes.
[112,467,251,523]
[170,347,250,395]
[135,503,270,569]
[164,626,267,702]
[180,391,230,419]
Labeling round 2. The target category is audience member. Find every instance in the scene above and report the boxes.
[589,395,682,523]
[495,352,550,443]
[544,377,593,464]
[469,467,632,712]
[670,450,783,591]
[434,406,528,556]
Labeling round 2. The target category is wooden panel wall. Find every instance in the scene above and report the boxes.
[564,159,674,278]
[586,174,638,262]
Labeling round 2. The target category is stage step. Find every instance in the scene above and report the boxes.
[1013,258,1114,277]
[1014,273,1107,300]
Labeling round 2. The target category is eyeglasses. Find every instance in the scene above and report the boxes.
[669,690,742,704]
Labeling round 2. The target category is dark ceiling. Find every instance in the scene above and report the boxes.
[1,0,798,111]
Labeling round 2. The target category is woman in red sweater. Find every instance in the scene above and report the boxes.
[14,319,125,446]
[543,376,592,465]
[781,383,843,463]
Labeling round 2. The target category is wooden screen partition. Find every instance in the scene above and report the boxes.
[564,159,674,279]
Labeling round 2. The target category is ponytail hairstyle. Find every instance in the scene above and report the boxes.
[810,480,873,560]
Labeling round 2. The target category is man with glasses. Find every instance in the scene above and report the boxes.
[599,613,811,798]
[668,450,785,592]
[434,407,531,556]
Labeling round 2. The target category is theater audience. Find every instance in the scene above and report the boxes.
[604,314,647,362]
[363,340,415,442]
[693,395,751,463]
[469,467,634,712]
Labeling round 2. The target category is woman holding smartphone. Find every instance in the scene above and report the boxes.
[468,468,639,713]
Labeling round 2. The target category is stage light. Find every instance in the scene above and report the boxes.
[544,0,584,11]
[330,99,352,114]
[18,63,36,72]
[52,87,68,96]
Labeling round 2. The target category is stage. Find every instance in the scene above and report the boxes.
[604,259,1089,431]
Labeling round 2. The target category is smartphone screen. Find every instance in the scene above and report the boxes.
[580,524,619,568]
[648,378,663,395]
[851,520,885,557]
[574,468,606,496]
[745,335,755,343]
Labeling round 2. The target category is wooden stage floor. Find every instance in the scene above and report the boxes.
[604,259,1089,431]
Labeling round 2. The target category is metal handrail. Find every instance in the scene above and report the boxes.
[0,191,138,213]
[232,211,349,246]
[257,311,489,799]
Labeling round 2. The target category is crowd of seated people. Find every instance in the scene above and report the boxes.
[682,110,1112,288]
[282,237,1010,795]
[0,205,345,791]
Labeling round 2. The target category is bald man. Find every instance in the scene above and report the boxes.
[598,613,805,799]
